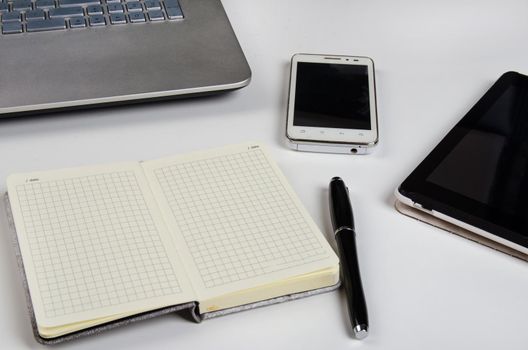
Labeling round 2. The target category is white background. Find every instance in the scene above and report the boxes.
[1,0,528,349]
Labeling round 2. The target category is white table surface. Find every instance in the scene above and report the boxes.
[1,0,528,348]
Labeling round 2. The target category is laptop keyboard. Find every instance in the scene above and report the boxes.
[0,0,183,34]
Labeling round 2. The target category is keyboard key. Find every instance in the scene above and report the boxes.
[147,9,163,21]
[0,3,8,13]
[126,1,141,11]
[2,11,22,21]
[35,0,55,8]
[128,11,144,22]
[86,4,102,14]
[2,21,22,33]
[106,0,120,3]
[109,12,125,24]
[12,0,32,10]
[88,14,105,26]
[144,0,160,9]
[59,0,98,7]
[106,3,123,13]
[26,18,66,31]
[165,6,182,19]
[69,15,85,27]
[49,7,83,18]
[26,9,45,20]
[35,0,55,9]
[163,0,180,8]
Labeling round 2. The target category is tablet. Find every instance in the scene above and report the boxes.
[396,71,528,255]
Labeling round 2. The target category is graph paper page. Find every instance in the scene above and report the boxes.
[7,162,195,329]
[142,143,338,301]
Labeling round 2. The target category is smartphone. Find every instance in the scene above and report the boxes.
[285,53,378,154]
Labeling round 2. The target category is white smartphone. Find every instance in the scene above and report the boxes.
[285,53,379,154]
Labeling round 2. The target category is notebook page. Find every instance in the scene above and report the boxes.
[142,143,339,302]
[7,162,195,329]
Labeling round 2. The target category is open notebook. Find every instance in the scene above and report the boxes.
[6,143,339,343]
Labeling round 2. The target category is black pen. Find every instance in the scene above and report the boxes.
[329,177,369,339]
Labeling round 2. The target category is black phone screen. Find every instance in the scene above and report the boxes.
[293,62,371,130]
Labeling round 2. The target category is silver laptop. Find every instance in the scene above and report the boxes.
[0,0,251,117]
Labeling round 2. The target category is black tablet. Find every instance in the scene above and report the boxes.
[397,72,528,252]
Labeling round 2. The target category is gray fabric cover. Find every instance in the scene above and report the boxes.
[395,199,528,262]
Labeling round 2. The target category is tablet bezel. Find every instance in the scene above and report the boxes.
[398,71,528,250]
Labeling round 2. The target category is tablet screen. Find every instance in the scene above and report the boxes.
[399,72,528,246]
[427,84,528,215]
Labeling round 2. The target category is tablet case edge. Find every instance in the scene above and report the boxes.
[394,198,528,262]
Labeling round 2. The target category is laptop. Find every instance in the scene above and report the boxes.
[396,72,528,260]
[0,0,251,117]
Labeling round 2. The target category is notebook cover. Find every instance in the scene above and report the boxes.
[394,199,528,262]
[4,193,340,344]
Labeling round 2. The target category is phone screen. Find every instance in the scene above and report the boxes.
[293,62,371,130]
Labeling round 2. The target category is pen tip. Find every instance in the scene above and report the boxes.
[353,324,369,340]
